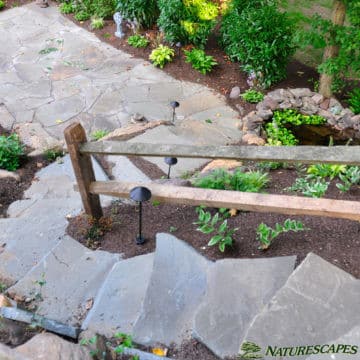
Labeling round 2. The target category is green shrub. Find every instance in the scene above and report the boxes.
[220,2,296,88]
[92,0,116,18]
[127,34,149,48]
[240,89,264,103]
[157,0,218,48]
[184,48,217,74]
[0,1,5,10]
[194,168,269,193]
[90,16,105,29]
[59,2,74,14]
[348,88,360,115]
[74,10,91,21]
[149,45,175,68]
[265,109,326,146]
[0,133,24,171]
[116,0,159,28]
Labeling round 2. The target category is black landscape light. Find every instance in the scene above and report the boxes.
[130,186,152,245]
[164,157,178,179]
[170,101,180,123]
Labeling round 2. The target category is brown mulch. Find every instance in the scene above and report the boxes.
[67,162,360,280]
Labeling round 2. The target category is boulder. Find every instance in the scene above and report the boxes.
[229,86,241,99]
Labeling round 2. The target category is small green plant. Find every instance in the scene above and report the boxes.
[149,45,175,68]
[336,166,360,192]
[91,129,110,141]
[240,89,264,103]
[33,273,46,302]
[287,176,329,198]
[169,226,177,233]
[265,109,326,146]
[0,283,7,293]
[85,217,112,244]
[44,148,64,162]
[75,10,91,21]
[257,219,307,250]
[103,32,111,39]
[113,332,134,354]
[127,34,149,48]
[257,162,288,171]
[80,335,106,359]
[152,200,161,206]
[90,16,104,30]
[347,88,360,115]
[194,168,269,193]
[39,47,58,55]
[184,48,218,75]
[0,1,5,10]
[0,133,24,171]
[194,207,238,252]
[205,119,212,124]
[307,164,346,180]
[59,2,74,14]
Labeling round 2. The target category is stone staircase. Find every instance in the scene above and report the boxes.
[1,142,359,360]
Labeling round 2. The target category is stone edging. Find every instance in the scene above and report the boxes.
[239,88,360,145]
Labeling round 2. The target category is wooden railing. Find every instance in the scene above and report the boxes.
[64,122,360,222]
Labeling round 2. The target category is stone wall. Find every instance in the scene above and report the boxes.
[240,88,360,145]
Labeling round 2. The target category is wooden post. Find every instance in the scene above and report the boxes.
[64,123,103,220]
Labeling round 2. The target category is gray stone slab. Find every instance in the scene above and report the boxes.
[0,199,81,286]
[128,126,209,177]
[306,326,360,360]
[8,236,121,325]
[193,256,296,358]
[107,155,150,183]
[0,103,15,131]
[133,233,211,346]
[82,253,154,337]
[242,253,360,360]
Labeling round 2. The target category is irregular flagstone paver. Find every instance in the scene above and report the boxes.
[8,236,122,325]
[0,198,81,286]
[242,253,360,359]
[16,333,93,360]
[193,256,297,358]
[82,253,154,337]
[133,233,211,346]
[0,343,30,360]
[306,326,360,360]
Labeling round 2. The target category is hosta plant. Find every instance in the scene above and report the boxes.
[127,34,149,48]
[184,48,217,74]
[149,45,175,68]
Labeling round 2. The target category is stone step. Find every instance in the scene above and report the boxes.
[0,198,79,286]
[7,236,121,326]
[306,326,360,360]
[241,253,360,360]
[82,253,154,337]
[193,256,296,359]
[133,233,211,346]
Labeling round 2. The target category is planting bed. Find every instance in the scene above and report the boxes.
[67,160,360,279]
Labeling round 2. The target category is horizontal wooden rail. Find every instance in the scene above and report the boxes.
[81,142,360,165]
[89,181,360,221]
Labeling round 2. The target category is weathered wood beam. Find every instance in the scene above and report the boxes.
[80,142,360,165]
[89,181,360,221]
[64,123,103,220]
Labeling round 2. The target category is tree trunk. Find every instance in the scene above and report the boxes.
[318,0,346,98]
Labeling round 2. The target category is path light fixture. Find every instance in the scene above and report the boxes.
[175,42,182,56]
[130,186,152,245]
[170,101,180,123]
[164,157,178,179]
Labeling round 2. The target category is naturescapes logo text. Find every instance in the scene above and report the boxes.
[239,341,359,359]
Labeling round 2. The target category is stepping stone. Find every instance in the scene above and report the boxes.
[128,126,210,178]
[8,236,121,325]
[107,155,150,183]
[0,200,78,286]
[133,233,211,346]
[242,253,360,357]
[82,253,154,337]
[306,326,360,360]
[193,256,296,358]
